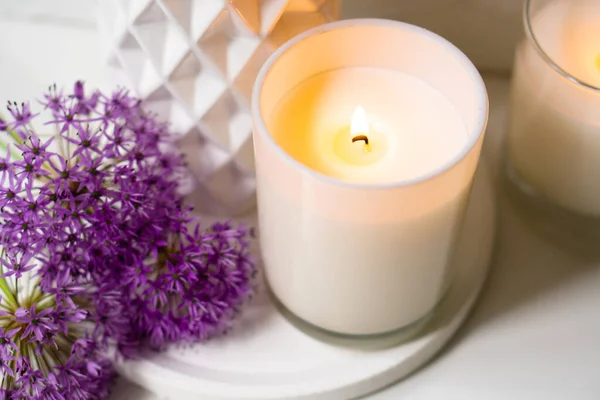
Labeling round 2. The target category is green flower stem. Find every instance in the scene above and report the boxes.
[7,129,22,145]
[0,112,24,145]
[0,136,22,161]
[0,276,18,310]
[0,251,18,309]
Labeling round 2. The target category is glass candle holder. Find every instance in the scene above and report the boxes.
[505,0,600,232]
[252,19,488,338]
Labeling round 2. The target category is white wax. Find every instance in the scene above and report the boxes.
[507,0,600,215]
[269,67,469,184]
[259,170,471,334]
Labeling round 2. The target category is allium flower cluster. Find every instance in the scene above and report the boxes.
[118,220,255,350]
[0,269,113,399]
[0,81,255,366]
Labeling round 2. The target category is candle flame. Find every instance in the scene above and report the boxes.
[350,106,369,136]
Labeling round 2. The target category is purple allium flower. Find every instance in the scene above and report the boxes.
[0,263,114,399]
[112,220,255,351]
[0,81,256,362]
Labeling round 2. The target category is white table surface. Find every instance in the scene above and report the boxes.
[0,10,599,400]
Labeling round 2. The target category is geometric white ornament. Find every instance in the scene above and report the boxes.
[116,163,495,400]
[96,0,340,216]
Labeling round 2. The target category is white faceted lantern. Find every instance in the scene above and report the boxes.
[97,0,340,215]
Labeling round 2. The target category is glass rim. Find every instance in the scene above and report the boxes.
[524,0,600,92]
[251,18,488,190]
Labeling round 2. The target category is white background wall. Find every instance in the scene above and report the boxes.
[0,0,525,73]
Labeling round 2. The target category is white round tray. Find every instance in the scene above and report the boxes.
[118,163,495,400]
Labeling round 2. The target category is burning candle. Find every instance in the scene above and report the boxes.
[252,19,488,336]
[507,0,600,216]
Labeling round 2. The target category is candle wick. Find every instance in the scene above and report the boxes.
[352,135,369,145]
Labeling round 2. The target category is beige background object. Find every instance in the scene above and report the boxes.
[342,0,524,73]
[2,0,525,73]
